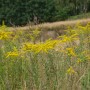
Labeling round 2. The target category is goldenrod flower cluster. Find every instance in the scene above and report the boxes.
[0,31,12,40]
[6,47,19,58]
[67,66,76,75]
[22,40,59,53]
[59,34,78,43]
[66,48,76,56]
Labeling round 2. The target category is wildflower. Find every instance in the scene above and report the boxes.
[86,55,90,61]
[77,24,90,35]
[81,50,90,61]
[22,40,59,54]
[6,47,19,58]
[29,28,40,43]
[36,40,58,53]
[77,58,83,64]
[6,51,19,58]
[67,66,76,75]
[66,48,76,56]
[22,43,34,52]
[0,31,12,40]
[60,35,71,42]
[32,28,40,36]
[59,34,78,43]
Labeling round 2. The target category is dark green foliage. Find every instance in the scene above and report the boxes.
[0,0,90,26]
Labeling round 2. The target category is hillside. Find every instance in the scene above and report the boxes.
[9,18,90,41]
[12,18,90,31]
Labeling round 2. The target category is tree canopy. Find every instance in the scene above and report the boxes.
[0,0,90,26]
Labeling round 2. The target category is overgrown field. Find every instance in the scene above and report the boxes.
[0,23,90,90]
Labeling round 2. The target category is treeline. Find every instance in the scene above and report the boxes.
[0,0,90,26]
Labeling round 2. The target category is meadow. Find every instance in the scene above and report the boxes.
[0,22,90,90]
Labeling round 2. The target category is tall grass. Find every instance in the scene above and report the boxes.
[0,23,90,90]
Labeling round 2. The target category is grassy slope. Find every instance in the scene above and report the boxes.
[8,18,90,42]
[11,18,90,31]
[7,12,90,31]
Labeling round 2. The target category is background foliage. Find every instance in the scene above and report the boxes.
[0,0,90,26]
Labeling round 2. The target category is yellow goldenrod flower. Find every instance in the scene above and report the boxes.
[22,43,33,51]
[0,31,12,40]
[6,51,19,58]
[77,58,83,64]
[59,34,79,43]
[6,47,19,58]
[66,48,76,56]
[67,66,76,75]
[22,40,59,54]
[86,55,90,61]
[36,40,59,53]
[60,35,70,42]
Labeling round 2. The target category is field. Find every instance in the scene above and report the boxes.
[10,18,90,31]
[0,21,90,90]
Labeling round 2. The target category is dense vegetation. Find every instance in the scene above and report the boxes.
[0,0,90,26]
[0,23,90,90]
[68,13,90,20]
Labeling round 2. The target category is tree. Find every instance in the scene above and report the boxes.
[0,0,90,26]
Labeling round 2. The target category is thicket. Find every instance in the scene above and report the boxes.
[0,0,90,26]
